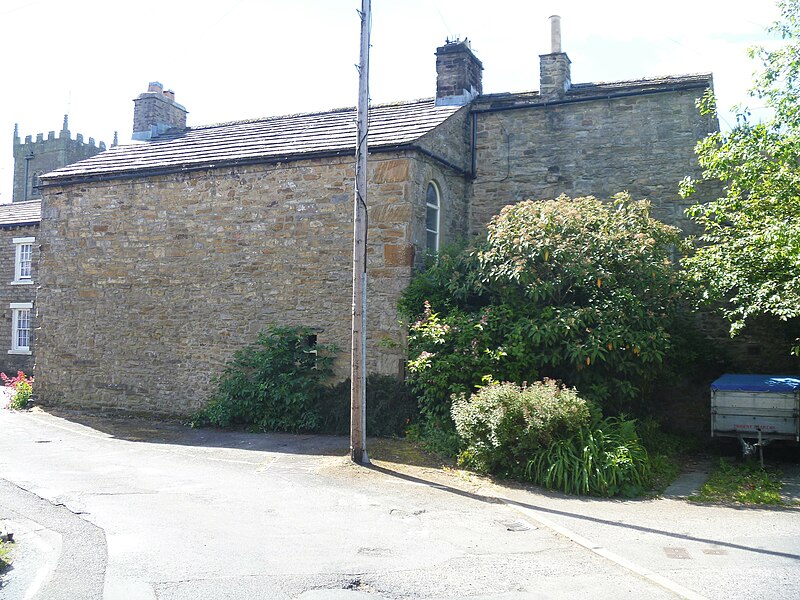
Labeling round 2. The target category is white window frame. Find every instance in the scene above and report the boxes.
[9,302,32,355]
[12,237,34,285]
[425,181,441,253]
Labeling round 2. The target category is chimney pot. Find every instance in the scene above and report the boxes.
[148,81,164,93]
[550,15,562,53]
[540,17,571,100]
[163,89,175,101]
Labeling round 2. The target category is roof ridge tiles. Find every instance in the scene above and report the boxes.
[188,97,439,132]
[570,72,712,90]
[478,72,713,102]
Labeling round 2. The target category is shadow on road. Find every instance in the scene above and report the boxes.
[33,408,452,469]
[367,463,800,562]
[37,407,350,458]
[28,405,800,560]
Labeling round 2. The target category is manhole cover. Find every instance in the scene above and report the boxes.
[664,547,691,559]
[496,519,534,532]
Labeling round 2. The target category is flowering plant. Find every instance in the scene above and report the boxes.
[2,370,33,410]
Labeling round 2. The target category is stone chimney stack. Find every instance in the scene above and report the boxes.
[132,81,188,141]
[435,39,483,106]
[539,15,571,101]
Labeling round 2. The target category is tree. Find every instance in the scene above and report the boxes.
[681,0,800,354]
[400,194,696,423]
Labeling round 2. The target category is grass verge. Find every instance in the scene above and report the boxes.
[689,458,785,505]
[0,539,11,571]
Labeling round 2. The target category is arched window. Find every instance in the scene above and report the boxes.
[425,182,440,253]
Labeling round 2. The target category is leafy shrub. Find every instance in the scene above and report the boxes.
[319,374,419,437]
[526,417,651,497]
[402,194,697,420]
[451,380,593,476]
[398,243,487,317]
[2,371,33,410]
[192,326,337,432]
[407,303,516,429]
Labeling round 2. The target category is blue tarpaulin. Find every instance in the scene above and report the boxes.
[711,374,800,394]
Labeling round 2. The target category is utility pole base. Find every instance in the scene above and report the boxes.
[350,448,370,465]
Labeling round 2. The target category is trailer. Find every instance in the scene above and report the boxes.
[711,374,800,464]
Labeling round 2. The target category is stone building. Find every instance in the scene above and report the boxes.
[36,27,718,416]
[13,116,105,202]
[2,119,106,377]
[0,201,40,376]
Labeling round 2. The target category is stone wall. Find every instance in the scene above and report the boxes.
[412,103,472,264]
[0,223,38,376]
[35,145,470,415]
[468,87,717,236]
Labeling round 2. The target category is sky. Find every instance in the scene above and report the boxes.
[0,0,783,203]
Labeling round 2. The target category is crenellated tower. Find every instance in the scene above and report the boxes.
[12,116,106,202]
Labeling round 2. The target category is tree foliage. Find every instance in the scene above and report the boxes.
[681,0,800,353]
[401,194,696,422]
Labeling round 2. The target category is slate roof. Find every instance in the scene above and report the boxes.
[0,200,41,227]
[42,99,462,184]
[568,73,712,96]
[476,73,713,110]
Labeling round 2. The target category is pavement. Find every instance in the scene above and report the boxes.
[0,407,799,600]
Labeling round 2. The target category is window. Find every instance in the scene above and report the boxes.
[425,182,440,253]
[10,302,32,355]
[305,334,318,367]
[31,172,43,197]
[12,237,34,284]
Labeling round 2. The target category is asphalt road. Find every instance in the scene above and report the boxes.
[0,407,798,599]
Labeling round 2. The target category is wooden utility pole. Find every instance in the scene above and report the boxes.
[350,0,371,465]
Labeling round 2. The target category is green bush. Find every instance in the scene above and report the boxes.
[402,194,698,420]
[526,417,651,497]
[398,242,487,317]
[319,374,419,437]
[406,303,517,429]
[192,326,337,432]
[451,380,593,476]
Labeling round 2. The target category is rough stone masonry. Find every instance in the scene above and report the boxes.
[35,32,724,416]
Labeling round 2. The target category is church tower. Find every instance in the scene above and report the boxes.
[12,116,106,202]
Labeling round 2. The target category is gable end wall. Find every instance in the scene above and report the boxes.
[35,153,459,416]
[469,86,717,235]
